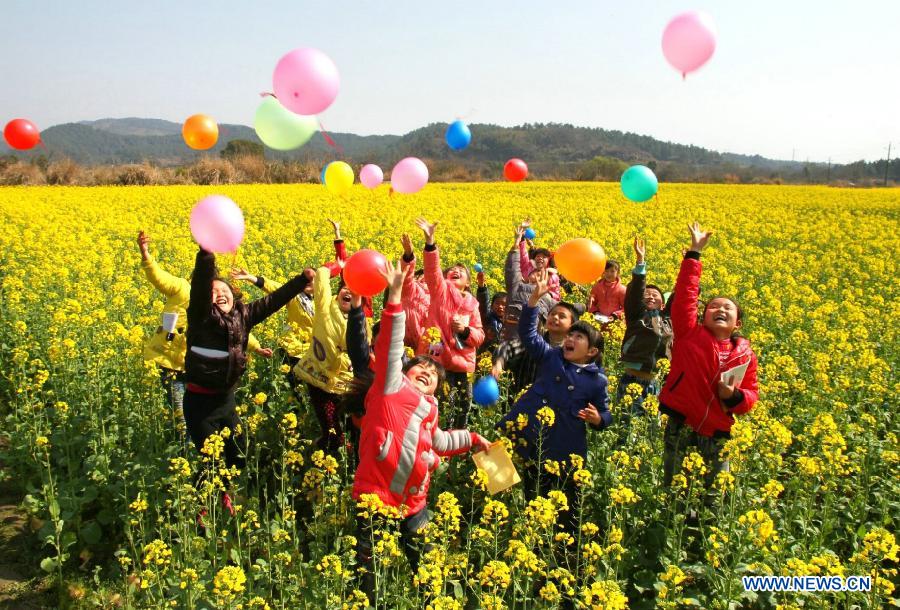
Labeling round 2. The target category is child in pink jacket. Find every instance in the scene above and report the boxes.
[413,218,485,427]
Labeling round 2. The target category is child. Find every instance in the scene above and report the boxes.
[503,224,558,341]
[497,270,611,531]
[658,222,759,494]
[352,260,490,599]
[588,260,626,319]
[518,219,561,301]
[183,246,304,469]
[413,218,485,428]
[138,232,270,446]
[617,237,673,419]
[400,233,431,350]
[476,270,506,355]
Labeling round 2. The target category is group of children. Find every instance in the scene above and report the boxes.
[138,218,758,596]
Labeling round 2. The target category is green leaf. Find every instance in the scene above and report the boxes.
[40,557,58,572]
[79,521,102,546]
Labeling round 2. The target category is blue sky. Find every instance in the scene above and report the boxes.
[1,0,897,161]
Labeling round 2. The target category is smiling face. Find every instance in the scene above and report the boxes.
[703,297,742,338]
[562,330,600,364]
[211,279,234,314]
[445,265,470,291]
[533,252,549,270]
[491,295,507,319]
[405,361,440,395]
[602,266,619,282]
[337,285,353,313]
[546,304,575,334]
[643,287,664,311]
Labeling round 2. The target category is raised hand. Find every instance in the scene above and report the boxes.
[528,269,551,306]
[688,221,713,252]
[415,217,438,246]
[477,271,486,288]
[327,218,341,240]
[137,231,151,260]
[400,233,414,258]
[633,236,646,264]
[230,267,257,283]
[514,224,525,245]
[378,259,406,304]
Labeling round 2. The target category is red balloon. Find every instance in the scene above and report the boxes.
[4,119,41,150]
[343,249,389,297]
[504,158,528,182]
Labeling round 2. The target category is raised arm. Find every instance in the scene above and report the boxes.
[505,247,523,296]
[246,270,310,327]
[187,248,217,328]
[518,271,553,362]
[624,237,648,324]
[416,217,447,303]
[346,294,371,377]
[138,231,189,298]
[671,222,711,337]
[372,261,407,395]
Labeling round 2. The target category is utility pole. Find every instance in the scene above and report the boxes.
[885,143,892,187]
[826,157,831,183]
[791,148,796,162]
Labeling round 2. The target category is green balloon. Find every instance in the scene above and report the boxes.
[620,165,659,203]
[253,96,318,151]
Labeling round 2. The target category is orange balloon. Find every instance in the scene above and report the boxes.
[183,114,219,150]
[554,238,607,285]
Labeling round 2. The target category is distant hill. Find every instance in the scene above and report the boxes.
[1,117,895,184]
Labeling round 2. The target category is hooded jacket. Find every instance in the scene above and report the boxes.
[185,249,303,392]
[496,305,612,462]
[352,303,477,515]
[658,254,759,437]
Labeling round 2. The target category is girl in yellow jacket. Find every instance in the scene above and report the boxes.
[138,232,270,442]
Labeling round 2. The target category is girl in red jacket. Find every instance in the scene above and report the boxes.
[658,222,759,494]
[412,218,485,428]
[352,260,490,601]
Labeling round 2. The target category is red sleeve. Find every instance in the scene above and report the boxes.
[728,352,759,416]
[518,240,534,278]
[423,247,446,304]
[671,256,701,337]
[334,239,348,262]
[465,297,485,347]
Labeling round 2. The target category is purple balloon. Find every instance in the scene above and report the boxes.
[273,48,340,115]
[391,157,429,194]
[662,11,717,78]
[190,195,245,253]
[359,164,384,189]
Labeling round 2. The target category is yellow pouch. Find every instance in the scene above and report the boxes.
[472,442,521,495]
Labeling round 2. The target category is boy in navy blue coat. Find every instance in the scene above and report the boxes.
[497,270,612,534]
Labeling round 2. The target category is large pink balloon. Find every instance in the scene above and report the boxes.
[359,164,384,189]
[662,11,717,77]
[391,158,429,194]
[190,195,245,253]
[273,48,340,115]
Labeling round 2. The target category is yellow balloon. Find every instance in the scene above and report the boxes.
[324,161,354,196]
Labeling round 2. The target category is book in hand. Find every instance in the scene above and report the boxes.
[720,359,750,386]
[472,442,520,495]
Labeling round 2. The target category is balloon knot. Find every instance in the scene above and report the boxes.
[259,91,275,98]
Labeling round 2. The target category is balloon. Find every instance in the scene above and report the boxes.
[620,165,659,202]
[272,47,340,115]
[473,376,500,406]
[504,158,528,182]
[182,114,218,150]
[662,11,717,77]
[190,195,245,253]
[391,157,429,194]
[524,227,536,240]
[473,263,483,273]
[343,249,389,297]
[324,161,354,195]
[359,164,384,189]
[445,120,471,151]
[3,119,40,150]
[554,238,607,285]
[254,96,318,151]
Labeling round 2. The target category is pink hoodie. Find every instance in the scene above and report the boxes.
[519,240,561,301]
[416,247,484,373]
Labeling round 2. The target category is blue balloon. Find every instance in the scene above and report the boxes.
[473,263,483,273]
[620,165,659,202]
[445,120,472,151]
[523,227,536,240]
[320,162,331,185]
[473,376,500,406]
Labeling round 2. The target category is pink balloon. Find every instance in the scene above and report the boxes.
[190,195,245,253]
[273,48,340,115]
[662,11,717,77]
[359,164,384,189]
[391,158,429,194]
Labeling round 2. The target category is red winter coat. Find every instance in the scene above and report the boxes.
[588,278,626,317]
[658,255,759,437]
[352,303,477,515]
[416,246,484,373]
[401,256,431,349]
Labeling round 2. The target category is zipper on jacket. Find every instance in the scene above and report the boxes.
[668,371,685,392]
[377,431,393,461]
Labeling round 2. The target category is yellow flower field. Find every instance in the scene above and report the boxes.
[0,183,897,609]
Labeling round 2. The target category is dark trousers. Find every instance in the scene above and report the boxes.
[306,383,344,454]
[355,507,432,603]
[662,409,729,504]
[159,367,187,444]
[445,370,472,429]
[183,389,247,469]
